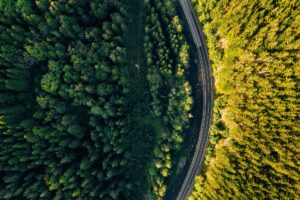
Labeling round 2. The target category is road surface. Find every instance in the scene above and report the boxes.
[175,0,213,199]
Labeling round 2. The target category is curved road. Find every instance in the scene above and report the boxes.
[175,0,213,199]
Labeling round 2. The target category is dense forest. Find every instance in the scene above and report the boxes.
[190,0,300,199]
[0,0,192,199]
[143,1,192,199]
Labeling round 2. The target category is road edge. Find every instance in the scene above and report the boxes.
[175,0,214,199]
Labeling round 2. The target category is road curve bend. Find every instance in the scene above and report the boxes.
[175,0,213,199]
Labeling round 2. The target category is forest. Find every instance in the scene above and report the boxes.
[0,0,192,199]
[189,0,300,199]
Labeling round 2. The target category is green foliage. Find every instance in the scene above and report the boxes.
[190,0,300,199]
[143,0,193,199]
[0,0,192,199]
[0,0,130,199]
[41,73,60,93]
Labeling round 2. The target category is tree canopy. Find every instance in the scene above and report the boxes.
[190,0,300,199]
[0,0,192,199]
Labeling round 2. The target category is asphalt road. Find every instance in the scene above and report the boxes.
[175,0,213,199]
